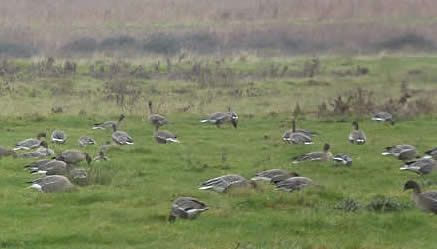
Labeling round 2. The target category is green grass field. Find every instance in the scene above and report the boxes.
[1,56,437,248]
[1,113,437,249]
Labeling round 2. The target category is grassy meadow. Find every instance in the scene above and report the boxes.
[1,114,437,249]
[0,55,437,248]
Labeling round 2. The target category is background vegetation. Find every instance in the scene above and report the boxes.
[1,0,437,57]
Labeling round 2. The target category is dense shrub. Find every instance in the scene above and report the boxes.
[62,37,97,53]
[141,33,182,55]
[183,31,220,53]
[100,35,136,50]
[0,42,36,57]
[378,33,434,51]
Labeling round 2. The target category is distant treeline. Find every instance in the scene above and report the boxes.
[0,31,435,58]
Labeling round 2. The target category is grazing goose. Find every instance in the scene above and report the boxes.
[424,147,437,159]
[56,149,91,165]
[348,121,366,145]
[371,112,394,125]
[382,145,418,160]
[36,142,54,156]
[99,141,113,152]
[16,142,53,159]
[200,111,238,128]
[111,124,134,145]
[69,168,88,186]
[27,175,76,193]
[403,180,437,214]
[93,151,109,162]
[93,114,126,130]
[333,153,353,166]
[29,160,70,176]
[0,146,15,158]
[293,143,333,164]
[24,159,51,170]
[282,120,312,145]
[168,197,209,223]
[78,136,95,147]
[14,132,46,151]
[148,101,170,129]
[251,169,299,182]
[400,159,437,176]
[199,174,256,193]
[274,176,314,192]
[51,130,67,144]
[153,126,180,144]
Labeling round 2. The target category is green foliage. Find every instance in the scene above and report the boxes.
[335,198,361,212]
[366,196,413,212]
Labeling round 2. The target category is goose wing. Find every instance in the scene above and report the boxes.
[274,177,313,192]
[14,138,41,150]
[112,131,134,145]
[252,169,288,181]
[284,132,312,144]
[349,130,366,144]
[51,130,67,144]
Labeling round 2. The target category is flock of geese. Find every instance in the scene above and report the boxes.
[1,106,437,222]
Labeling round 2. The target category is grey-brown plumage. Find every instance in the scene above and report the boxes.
[0,146,15,158]
[98,141,113,152]
[382,144,418,161]
[400,159,437,176]
[78,136,95,147]
[371,112,394,125]
[24,159,51,170]
[348,121,366,145]
[14,132,46,151]
[274,176,314,192]
[69,168,88,186]
[251,169,299,182]
[282,120,312,145]
[56,149,91,165]
[200,111,238,128]
[168,197,209,222]
[111,124,134,145]
[27,175,76,193]
[404,180,437,214]
[16,141,53,159]
[93,151,109,162]
[424,147,437,159]
[29,160,70,176]
[293,143,333,164]
[148,101,170,129]
[199,174,255,193]
[36,142,54,156]
[51,130,67,144]
[333,153,353,166]
[93,114,126,130]
[154,126,180,144]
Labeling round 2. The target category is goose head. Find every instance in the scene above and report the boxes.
[323,143,330,152]
[404,180,421,193]
[119,114,126,121]
[352,121,359,130]
[85,153,92,165]
[289,171,300,177]
[148,101,153,113]
[40,141,49,149]
[37,132,47,139]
